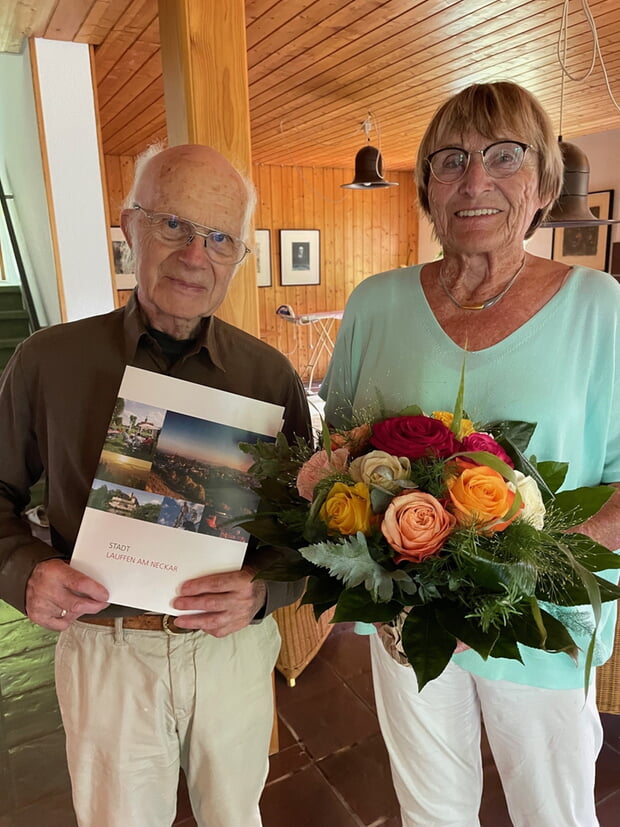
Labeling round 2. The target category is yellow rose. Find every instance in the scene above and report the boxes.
[320,481,374,535]
[431,411,475,439]
[447,460,521,533]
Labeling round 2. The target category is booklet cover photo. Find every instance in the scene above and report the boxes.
[70,366,284,614]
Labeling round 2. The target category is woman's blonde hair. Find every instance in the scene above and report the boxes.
[415,82,563,238]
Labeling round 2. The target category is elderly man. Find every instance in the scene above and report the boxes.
[0,145,311,827]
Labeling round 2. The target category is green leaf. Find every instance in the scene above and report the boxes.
[552,485,615,525]
[299,533,408,602]
[508,606,578,657]
[236,515,300,548]
[543,573,620,606]
[370,487,394,514]
[332,585,401,623]
[559,534,620,571]
[488,634,523,662]
[400,605,456,690]
[459,550,537,596]
[397,404,424,417]
[487,420,537,453]
[535,461,568,494]
[435,603,499,659]
[253,555,317,582]
[301,574,344,607]
[450,356,467,437]
[321,417,332,459]
[313,601,339,621]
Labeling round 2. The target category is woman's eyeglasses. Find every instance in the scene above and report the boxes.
[426,140,535,183]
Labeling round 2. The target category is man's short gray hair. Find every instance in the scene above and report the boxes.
[123,143,257,241]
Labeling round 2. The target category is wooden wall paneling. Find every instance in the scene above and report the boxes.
[43,0,94,41]
[74,0,134,44]
[0,2,55,52]
[104,155,124,224]
[99,72,163,143]
[254,164,275,350]
[103,92,166,154]
[113,116,167,157]
[93,0,158,81]
[97,27,161,111]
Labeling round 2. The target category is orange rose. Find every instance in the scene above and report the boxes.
[447,462,521,532]
[380,491,456,563]
[320,481,374,535]
[330,424,372,457]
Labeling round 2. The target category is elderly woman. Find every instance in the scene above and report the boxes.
[320,82,620,826]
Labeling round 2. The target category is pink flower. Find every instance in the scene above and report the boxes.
[461,433,514,467]
[380,491,456,563]
[296,448,349,501]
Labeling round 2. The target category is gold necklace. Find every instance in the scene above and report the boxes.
[439,258,526,311]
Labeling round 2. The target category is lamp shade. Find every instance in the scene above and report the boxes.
[341,145,398,189]
[541,141,620,227]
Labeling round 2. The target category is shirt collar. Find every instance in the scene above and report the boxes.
[121,291,226,371]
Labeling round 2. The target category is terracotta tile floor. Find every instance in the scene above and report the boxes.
[1,604,620,826]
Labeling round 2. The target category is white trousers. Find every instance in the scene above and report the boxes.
[55,616,281,827]
[370,634,603,827]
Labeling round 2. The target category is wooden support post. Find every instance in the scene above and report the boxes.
[158,0,258,335]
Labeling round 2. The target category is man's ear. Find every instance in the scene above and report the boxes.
[120,209,135,249]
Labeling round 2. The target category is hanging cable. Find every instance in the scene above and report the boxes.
[557,0,620,113]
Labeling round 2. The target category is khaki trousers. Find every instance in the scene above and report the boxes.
[370,634,603,827]
[55,616,280,827]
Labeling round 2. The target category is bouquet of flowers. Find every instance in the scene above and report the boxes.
[239,383,620,690]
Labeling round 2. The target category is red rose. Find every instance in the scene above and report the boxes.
[371,415,461,460]
[461,433,514,468]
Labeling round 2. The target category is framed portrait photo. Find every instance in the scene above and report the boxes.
[280,229,320,286]
[254,229,272,287]
[552,189,614,272]
[110,226,136,289]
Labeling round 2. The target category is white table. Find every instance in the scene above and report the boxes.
[277,309,343,391]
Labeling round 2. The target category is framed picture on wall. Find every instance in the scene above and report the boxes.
[254,229,272,287]
[551,190,614,272]
[280,229,320,286]
[110,227,136,289]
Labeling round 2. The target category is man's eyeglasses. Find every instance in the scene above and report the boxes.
[133,204,251,265]
[425,140,535,184]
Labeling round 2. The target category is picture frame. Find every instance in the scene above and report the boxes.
[552,190,614,272]
[254,229,272,287]
[110,227,136,289]
[280,229,320,286]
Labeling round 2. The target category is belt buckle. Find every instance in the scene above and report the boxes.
[162,614,186,635]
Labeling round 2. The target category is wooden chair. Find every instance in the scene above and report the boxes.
[273,600,336,686]
[597,618,620,714]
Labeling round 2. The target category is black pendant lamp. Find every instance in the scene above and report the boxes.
[341,114,398,190]
[341,145,398,189]
[541,140,620,228]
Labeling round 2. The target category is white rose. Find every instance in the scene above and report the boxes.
[508,471,546,529]
[349,451,411,492]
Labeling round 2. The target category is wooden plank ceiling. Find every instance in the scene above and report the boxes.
[2,0,620,170]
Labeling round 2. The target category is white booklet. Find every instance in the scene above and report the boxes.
[70,366,284,614]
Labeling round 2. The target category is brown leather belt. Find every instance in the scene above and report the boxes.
[79,614,192,635]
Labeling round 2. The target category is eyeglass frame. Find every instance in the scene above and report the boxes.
[132,203,251,264]
[425,140,535,184]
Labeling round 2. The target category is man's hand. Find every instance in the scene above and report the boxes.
[171,566,267,637]
[26,559,110,631]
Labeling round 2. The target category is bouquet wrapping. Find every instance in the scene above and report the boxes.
[239,383,620,690]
